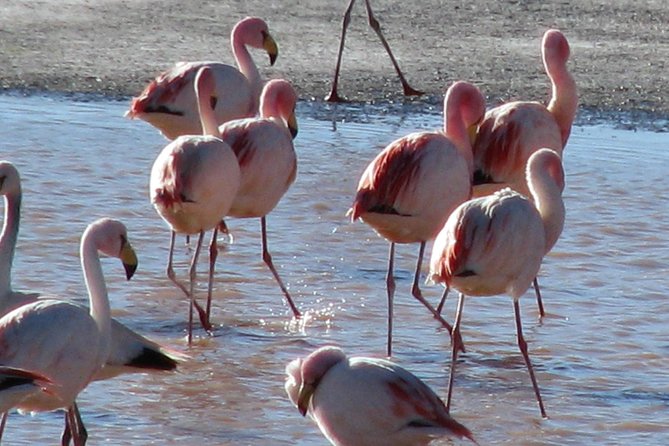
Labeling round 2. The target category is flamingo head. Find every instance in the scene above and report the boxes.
[233,17,279,66]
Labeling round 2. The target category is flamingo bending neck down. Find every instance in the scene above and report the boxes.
[150,67,241,343]
[201,77,301,319]
[349,81,485,356]
[126,17,279,140]
[285,346,478,445]
[429,148,566,419]
[0,218,139,445]
[325,0,423,102]
[467,28,577,317]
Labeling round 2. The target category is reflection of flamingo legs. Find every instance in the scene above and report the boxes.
[325,0,424,102]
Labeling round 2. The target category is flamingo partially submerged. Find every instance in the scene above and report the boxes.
[126,17,279,139]
[349,81,485,356]
[429,148,566,419]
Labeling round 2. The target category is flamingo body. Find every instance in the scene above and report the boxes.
[127,17,279,139]
[472,29,576,198]
[285,346,476,446]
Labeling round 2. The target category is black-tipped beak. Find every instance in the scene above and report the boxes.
[263,31,279,66]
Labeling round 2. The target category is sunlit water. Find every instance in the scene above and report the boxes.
[1,93,668,445]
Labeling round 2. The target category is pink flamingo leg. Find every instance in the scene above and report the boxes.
[62,402,87,446]
[325,0,423,102]
[385,242,396,357]
[0,412,7,443]
[204,225,220,327]
[260,217,301,318]
[362,0,424,97]
[436,285,450,315]
[446,292,465,413]
[513,299,547,418]
[410,242,464,352]
[533,277,545,317]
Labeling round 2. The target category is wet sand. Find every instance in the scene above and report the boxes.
[1,0,667,119]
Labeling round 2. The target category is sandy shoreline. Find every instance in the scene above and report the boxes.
[1,0,667,121]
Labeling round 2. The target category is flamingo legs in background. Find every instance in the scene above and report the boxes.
[325,0,424,102]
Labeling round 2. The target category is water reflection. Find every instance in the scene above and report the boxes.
[0,93,668,445]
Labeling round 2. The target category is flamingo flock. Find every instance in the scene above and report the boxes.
[1,10,579,445]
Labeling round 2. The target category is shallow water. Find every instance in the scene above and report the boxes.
[1,93,668,445]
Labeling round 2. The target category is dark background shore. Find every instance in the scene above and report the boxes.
[1,0,667,119]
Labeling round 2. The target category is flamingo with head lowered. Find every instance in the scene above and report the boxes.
[429,148,566,419]
[126,17,279,140]
[349,81,485,356]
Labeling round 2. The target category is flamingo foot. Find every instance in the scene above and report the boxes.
[402,84,424,96]
[193,299,213,333]
[324,90,348,103]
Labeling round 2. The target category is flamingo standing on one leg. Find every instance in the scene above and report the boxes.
[150,67,241,343]
[126,17,279,139]
[465,29,577,316]
[325,0,423,102]
[429,148,566,419]
[0,218,139,446]
[349,81,485,356]
[285,345,478,446]
[195,78,300,320]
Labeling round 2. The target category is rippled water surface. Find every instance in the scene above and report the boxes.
[1,94,668,445]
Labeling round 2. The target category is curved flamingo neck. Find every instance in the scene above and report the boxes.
[527,155,565,253]
[545,51,578,148]
[80,231,112,363]
[231,29,262,111]
[196,86,220,137]
[443,85,483,175]
[0,191,21,297]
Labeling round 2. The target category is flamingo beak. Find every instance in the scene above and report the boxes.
[119,236,138,280]
[263,31,279,66]
[287,110,298,139]
[296,382,315,417]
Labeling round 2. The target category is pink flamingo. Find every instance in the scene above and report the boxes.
[126,17,279,139]
[285,346,477,446]
[0,218,139,446]
[0,160,183,376]
[150,67,241,343]
[429,148,566,419]
[468,29,577,316]
[199,78,301,319]
[349,81,485,356]
[325,0,423,102]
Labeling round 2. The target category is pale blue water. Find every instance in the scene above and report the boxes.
[1,93,668,445]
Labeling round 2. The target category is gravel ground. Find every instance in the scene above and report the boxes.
[1,0,667,122]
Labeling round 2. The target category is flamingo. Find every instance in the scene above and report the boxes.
[0,161,184,379]
[195,77,300,320]
[0,218,139,445]
[285,345,477,446]
[126,17,279,139]
[429,148,566,419]
[150,67,241,343]
[467,29,577,316]
[349,81,485,356]
[325,0,423,102]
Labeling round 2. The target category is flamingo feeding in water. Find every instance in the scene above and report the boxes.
[0,161,183,377]
[468,29,577,316]
[0,218,139,446]
[285,345,478,446]
[203,77,301,319]
[150,67,241,343]
[126,17,279,139]
[349,81,485,356]
[429,148,566,419]
[325,0,423,102]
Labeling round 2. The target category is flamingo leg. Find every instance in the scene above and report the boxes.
[385,242,396,357]
[410,242,464,352]
[513,299,548,418]
[166,231,190,298]
[186,231,207,344]
[533,277,545,318]
[0,412,7,443]
[436,285,450,314]
[63,402,87,446]
[204,225,220,326]
[260,217,301,318]
[62,410,72,446]
[446,292,466,413]
[362,0,424,96]
[325,0,357,102]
